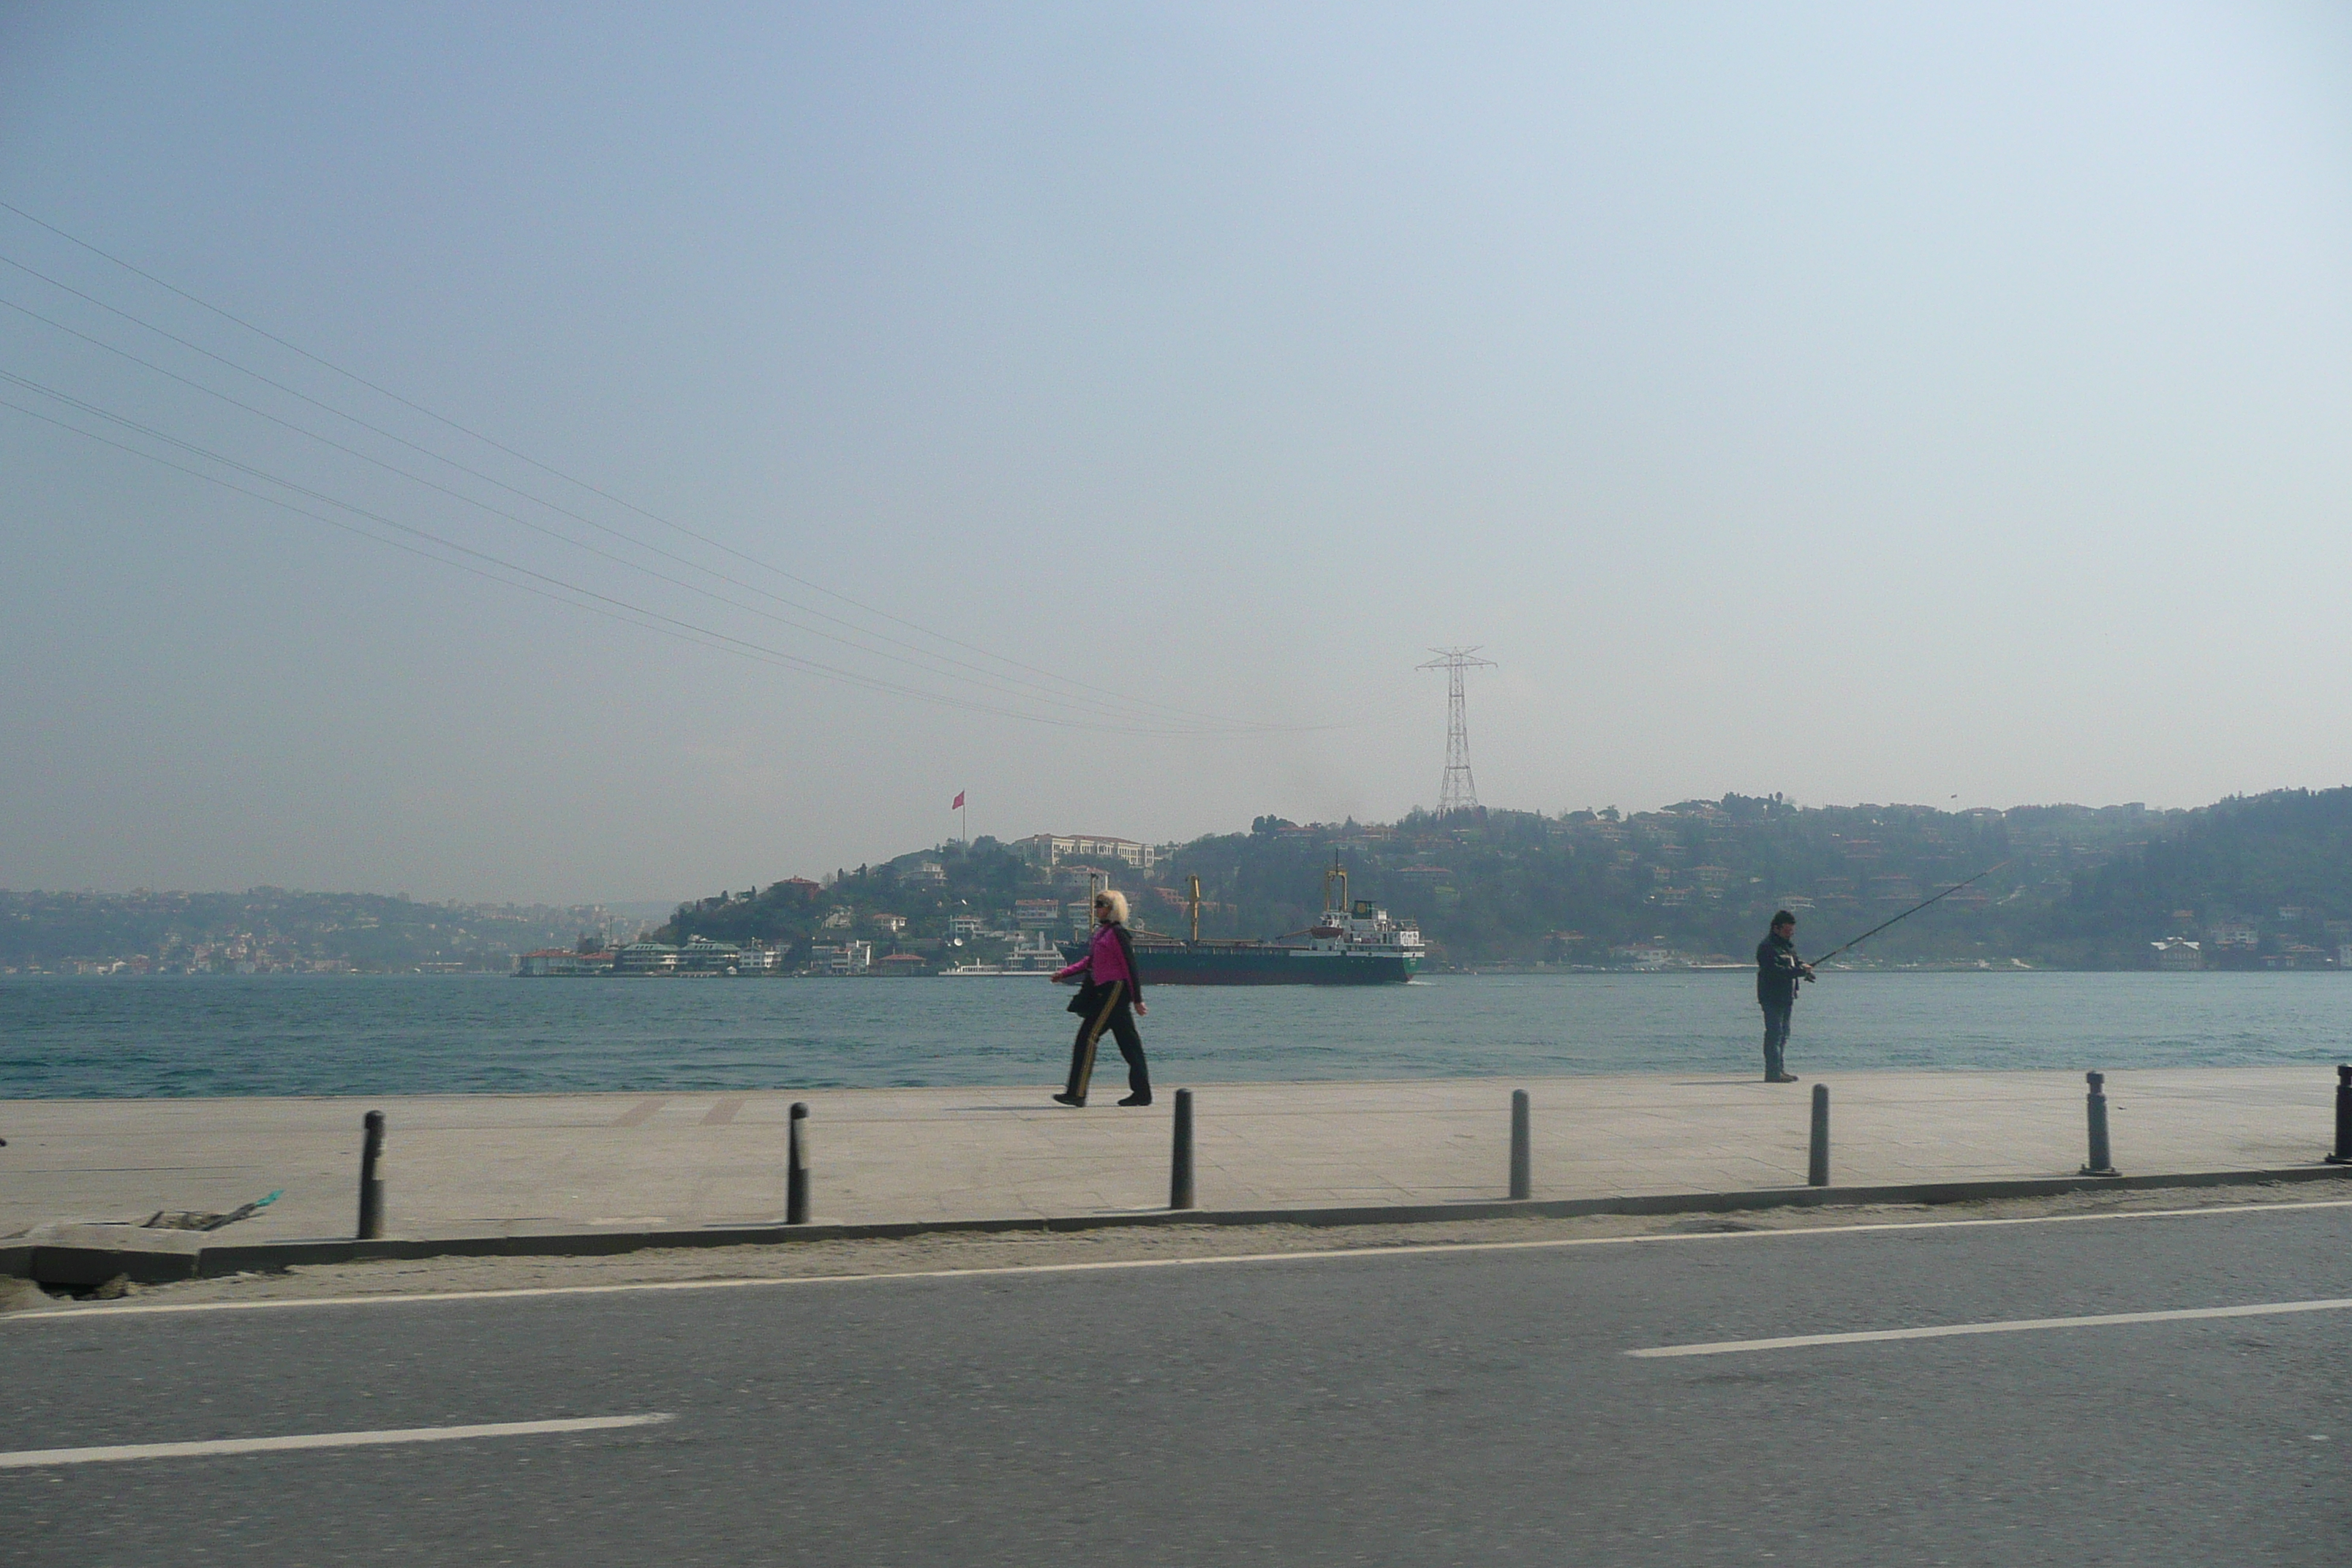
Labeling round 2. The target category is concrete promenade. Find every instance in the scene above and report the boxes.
[4,1066,2345,1242]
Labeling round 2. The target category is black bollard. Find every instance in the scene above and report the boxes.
[1807,1084,1830,1187]
[1170,1089,1196,1210]
[2081,1071,2119,1177]
[2328,1066,2352,1166]
[1509,1089,1532,1199]
[357,1109,386,1240]
[786,1101,811,1224]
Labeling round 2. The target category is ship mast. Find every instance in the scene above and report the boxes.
[1187,874,1202,943]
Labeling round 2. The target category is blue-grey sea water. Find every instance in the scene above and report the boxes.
[4,972,2351,1099]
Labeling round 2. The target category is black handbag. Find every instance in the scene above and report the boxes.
[1066,979,1101,1015]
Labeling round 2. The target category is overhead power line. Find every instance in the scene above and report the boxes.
[0,334,1225,728]
[0,263,1250,728]
[0,388,1253,735]
[0,199,1257,730]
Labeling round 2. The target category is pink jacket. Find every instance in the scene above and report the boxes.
[1054,923,1136,990]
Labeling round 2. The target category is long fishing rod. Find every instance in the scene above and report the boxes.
[1806,862,2009,968]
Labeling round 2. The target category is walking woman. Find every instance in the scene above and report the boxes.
[1051,889,1150,1107]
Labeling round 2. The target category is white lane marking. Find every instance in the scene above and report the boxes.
[0,1414,672,1469]
[12,1196,2352,1322]
[1629,1297,2352,1359]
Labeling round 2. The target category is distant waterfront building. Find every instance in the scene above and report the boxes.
[527,941,782,976]
[2149,938,2203,971]
[1017,834,1157,872]
[2209,919,2261,951]
[900,860,948,889]
[1006,930,1066,971]
[946,914,986,941]
[1014,898,1060,929]
[676,936,746,973]
[806,940,872,976]
[516,949,614,976]
[612,942,680,975]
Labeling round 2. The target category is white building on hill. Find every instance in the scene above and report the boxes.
[1017,833,1156,872]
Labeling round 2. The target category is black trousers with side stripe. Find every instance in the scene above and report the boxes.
[1066,979,1149,1103]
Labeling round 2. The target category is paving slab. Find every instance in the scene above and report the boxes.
[3,1068,2345,1243]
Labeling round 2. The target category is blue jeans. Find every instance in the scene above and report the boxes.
[1760,998,1793,1079]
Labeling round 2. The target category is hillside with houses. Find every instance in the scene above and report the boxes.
[10,792,2349,976]
[653,791,2352,973]
[0,889,628,974]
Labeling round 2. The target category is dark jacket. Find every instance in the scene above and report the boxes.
[1756,932,1806,1006]
[1106,921,1144,1008]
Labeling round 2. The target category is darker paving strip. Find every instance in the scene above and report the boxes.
[700,1098,747,1127]
[608,1098,667,1128]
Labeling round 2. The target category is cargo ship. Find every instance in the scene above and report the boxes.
[1062,866,1422,986]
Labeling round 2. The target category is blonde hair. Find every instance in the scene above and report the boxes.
[1096,889,1129,924]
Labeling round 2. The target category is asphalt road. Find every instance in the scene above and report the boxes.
[9,1202,2352,1565]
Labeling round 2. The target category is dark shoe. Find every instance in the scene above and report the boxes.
[1051,1092,1086,1107]
[1117,1093,1153,1107]
[1768,1073,1799,1083]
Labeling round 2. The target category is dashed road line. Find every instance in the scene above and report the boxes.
[0,1414,674,1469]
[1628,1297,2352,1358]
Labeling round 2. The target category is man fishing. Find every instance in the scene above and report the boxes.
[1749,864,2005,1083]
[1755,910,1813,1083]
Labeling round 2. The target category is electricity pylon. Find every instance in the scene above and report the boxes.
[1417,647,1496,815]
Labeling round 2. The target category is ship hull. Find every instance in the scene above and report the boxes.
[1063,941,1418,985]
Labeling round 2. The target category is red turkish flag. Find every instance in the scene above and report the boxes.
[952,792,965,810]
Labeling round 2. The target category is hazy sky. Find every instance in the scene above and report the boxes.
[4,3,2350,903]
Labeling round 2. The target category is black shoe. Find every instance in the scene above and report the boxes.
[1768,1073,1799,1083]
[1117,1093,1152,1107]
[1051,1092,1086,1107]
